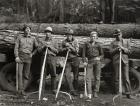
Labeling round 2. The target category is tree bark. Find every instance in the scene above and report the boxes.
[0,29,140,59]
[59,0,64,23]
[0,23,140,38]
[111,0,116,23]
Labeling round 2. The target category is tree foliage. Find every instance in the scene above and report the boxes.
[0,0,140,23]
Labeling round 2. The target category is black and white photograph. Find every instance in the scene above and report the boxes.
[0,0,140,106]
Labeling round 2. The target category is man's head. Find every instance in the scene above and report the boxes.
[90,31,98,42]
[66,29,74,41]
[23,25,31,36]
[113,29,122,41]
[44,27,53,39]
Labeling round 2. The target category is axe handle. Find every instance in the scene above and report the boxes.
[38,48,48,100]
[119,50,122,95]
[84,67,88,96]
[16,63,18,91]
[55,50,69,99]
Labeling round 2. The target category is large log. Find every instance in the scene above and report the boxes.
[0,30,140,59]
[0,23,140,38]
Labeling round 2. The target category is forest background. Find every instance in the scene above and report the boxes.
[0,0,140,24]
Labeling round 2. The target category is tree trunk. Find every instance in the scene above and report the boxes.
[111,0,116,23]
[17,0,20,14]
[59,0,64,23]
[0,23,140,38]
[0,29,140,59]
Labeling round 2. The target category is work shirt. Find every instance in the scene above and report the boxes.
[110,39,131,64]
[14,34,38,62]
[83,41,104,63]
[39,38,59,56]
[61,38,79,59]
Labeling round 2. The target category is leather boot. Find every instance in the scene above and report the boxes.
[73,80,79,90]
[93,92,98,98]
[70,90,79,96]
[51,77,57,94]
[126,94,136,99]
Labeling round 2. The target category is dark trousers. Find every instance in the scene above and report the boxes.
[113,61,132,94]
[41,55,57,93]
[18,62,31,91]
[86,60,101,94]
[65,57,80,91]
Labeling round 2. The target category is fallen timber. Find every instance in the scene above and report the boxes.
[0,28,140,93]
[0,23,140,38]
[0,30,140,59]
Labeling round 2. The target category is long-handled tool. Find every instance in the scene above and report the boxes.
[113,50,122,105]
[55,50,70,100]
[16,63,19,91]
[84,67,88,97]
[119,50,122,95]
[80,66,88,99]
[38,48,48,100]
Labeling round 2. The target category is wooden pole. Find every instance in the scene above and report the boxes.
[55,50,69,99]
[84,67,87,97]
[16,63,18,91]
[38,48,48,101]
[119,50,122,95]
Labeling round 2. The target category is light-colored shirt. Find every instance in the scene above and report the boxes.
[14,35,38,58]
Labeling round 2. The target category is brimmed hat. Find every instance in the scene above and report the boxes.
[90,31,97,35]
[113,29,122,36]
[44,27,53,33]
[66,29,74,35]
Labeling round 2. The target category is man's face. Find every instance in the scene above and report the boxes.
[90,33,97,42]
[67,34,73,41]
[24,27,31,36]
[116,33,122,41]
[45,32,52,39]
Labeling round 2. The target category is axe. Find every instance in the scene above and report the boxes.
[38,48,48,100]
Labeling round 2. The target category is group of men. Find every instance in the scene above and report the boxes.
[14,25,135,100]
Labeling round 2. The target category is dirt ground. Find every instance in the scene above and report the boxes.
[0,91,140,106]
[0,81,140,106]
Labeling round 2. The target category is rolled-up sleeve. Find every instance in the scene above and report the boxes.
[98,44,104,58]
[74,39,79,53]
[34,37,39,48]
[123,39,131,54]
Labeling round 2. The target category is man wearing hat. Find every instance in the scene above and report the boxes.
[83,31,104,100]
[39,27,59,94]
[60,29,80,96]
[14,25,38,95]
[110,29,135,99]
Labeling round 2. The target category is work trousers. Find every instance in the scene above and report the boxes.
[41,55,57,94]
[113,61,132,94]
[17,62,31,91]
[86,60,101,94]
[65,57,80,91]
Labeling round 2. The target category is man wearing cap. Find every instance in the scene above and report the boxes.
[110,29,135,99]
[39,27,59,94]
[60,29,80,96]
[83,31,104,100]
[14,25,38,95]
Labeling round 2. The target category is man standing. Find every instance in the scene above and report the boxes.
[39,27,59,94]
[83,31,104,100]
[110,29,135,99]
[60,29,80,96]
[14,25,38,95]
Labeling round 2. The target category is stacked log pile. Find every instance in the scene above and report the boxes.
[0,23,140,38]
[0,23,140,59]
